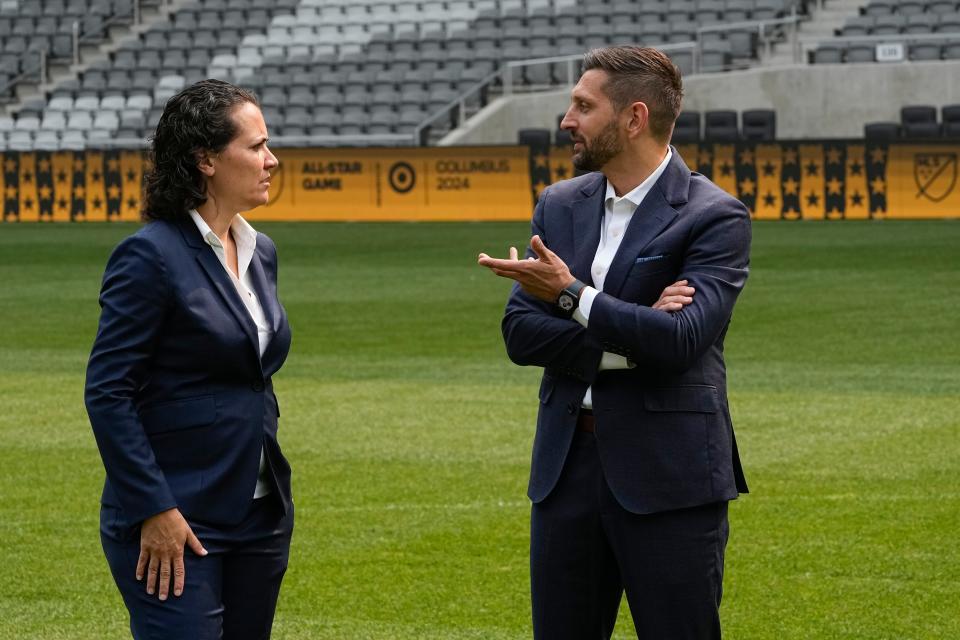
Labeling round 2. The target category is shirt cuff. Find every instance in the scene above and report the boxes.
[598,352,634,371]
[574,286,599,327]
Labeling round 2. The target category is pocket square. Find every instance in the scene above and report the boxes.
[634,253,669,264]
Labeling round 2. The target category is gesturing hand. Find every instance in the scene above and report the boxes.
[478,235,575,302]
[137,508,208,601]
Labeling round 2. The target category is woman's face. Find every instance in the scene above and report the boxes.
[204,101,279,214]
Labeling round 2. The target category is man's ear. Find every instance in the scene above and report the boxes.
[625,101,650,139]
[196,151,215,177]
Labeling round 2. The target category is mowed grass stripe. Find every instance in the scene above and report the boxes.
[0,221,957,639]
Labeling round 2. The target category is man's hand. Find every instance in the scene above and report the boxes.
[478,235,574,302]
[136,508,207,601]
[653,280,695,312]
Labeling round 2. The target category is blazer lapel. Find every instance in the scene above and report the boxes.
[570,175,604,285]
[247,248,282,334]
[177,218,261,359]
[602,151,689,298]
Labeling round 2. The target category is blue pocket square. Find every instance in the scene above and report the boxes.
[634,253,669,264]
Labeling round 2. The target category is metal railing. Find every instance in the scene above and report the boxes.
[800,29,960,61]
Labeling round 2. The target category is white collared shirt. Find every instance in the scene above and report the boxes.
[574,148,673,409]
[189,209,273,498]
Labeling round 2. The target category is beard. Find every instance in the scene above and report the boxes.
[571,119,623,172]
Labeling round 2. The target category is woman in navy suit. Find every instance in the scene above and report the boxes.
[85,80,293,639]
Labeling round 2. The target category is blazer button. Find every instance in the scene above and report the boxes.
[251,380,264,392]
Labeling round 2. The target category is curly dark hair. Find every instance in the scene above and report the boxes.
[142,79,259,221]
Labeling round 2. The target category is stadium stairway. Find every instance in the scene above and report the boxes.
[760,0,864,66]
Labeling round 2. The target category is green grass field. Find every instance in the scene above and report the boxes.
[1,220,958,639]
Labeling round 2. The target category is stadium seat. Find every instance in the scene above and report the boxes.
[741,109,776,140]
[908,43,941,61]
[901,105,940,138]
[517,128,551,147]
[864,122,900,140]
[845,45,875,63]
[671,110,701,143]
[942,105,960,137]
[704,110,739,141]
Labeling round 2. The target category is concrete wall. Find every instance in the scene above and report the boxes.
[442,61,960,145]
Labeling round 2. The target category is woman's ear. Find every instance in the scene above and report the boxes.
[196,151,215,177]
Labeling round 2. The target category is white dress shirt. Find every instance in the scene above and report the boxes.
[189,210,273,498]
[573,148,673,409]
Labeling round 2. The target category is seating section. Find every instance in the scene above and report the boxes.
[813,0,960,64]
[864,104,960,138]
[2,0,809,150]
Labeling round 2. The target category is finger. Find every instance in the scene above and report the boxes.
[173,554,185,598]
[660,295,694,305]
[185,529,207,557]
[136,549,148,581]
[656,302,684,312]
[146,554,159,595]
[158,557,172,601]
[661,286,695,297]
[509,246,518,261]
[529,235,554,261]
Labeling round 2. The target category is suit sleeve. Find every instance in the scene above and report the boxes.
[501,188,605,383]
[588,196,751,372]
[84,235,178,525]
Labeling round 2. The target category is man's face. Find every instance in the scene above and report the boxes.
[560,69,624,172]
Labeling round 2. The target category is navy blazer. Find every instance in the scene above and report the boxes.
[85,218,292,528]
[503,150,750,515]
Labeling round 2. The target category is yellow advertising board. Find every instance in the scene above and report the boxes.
[249,146,532,221]
[2,142,958,222]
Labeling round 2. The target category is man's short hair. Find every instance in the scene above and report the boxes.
[582,46,683,143]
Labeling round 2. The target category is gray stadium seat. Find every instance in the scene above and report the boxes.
[704,110,739,141]
[864,122,899,140]
[909,43,941,61]
[942,105,960,137]
[671,110,701,143]
[901,105,940,138]
[741,109,776,140]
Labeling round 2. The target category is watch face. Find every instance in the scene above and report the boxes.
[558,293,574,311]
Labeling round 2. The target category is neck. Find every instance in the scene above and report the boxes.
[603,143,669,197]
[195,200,236,241]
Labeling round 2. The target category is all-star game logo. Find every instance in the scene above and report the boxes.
[914,153,957,203]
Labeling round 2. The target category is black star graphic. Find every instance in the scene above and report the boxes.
[92,170,102,182]
[58,197,68,209]
[763,191,776,207]
[851,191,864,206]
[849,161,863,176]
[720,162,733,177]
[127,197,138,210]
[806,191,820,207]
[554,165,568,179]
[24,197,35,210]
[126,169,137,182]
[805,162,819,177]
[762,161,776,177]
[24,170,34,183]
[57,170,67,183]
[92,196,103,210]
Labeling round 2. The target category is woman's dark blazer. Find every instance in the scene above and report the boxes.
[85,217,292,529]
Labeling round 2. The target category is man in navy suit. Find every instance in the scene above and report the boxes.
[479,46,750,638]
[85,80,293,639]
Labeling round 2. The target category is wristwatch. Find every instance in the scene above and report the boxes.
[556,279,587,317]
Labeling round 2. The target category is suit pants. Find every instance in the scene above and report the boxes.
[531,429,729,640]
[100,493,293,640]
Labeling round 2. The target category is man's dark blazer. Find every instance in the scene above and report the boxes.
[503,150,750,515]
[85,217,292,529]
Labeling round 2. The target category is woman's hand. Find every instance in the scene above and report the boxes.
[652,280,696,312]
[136,508,208,601]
